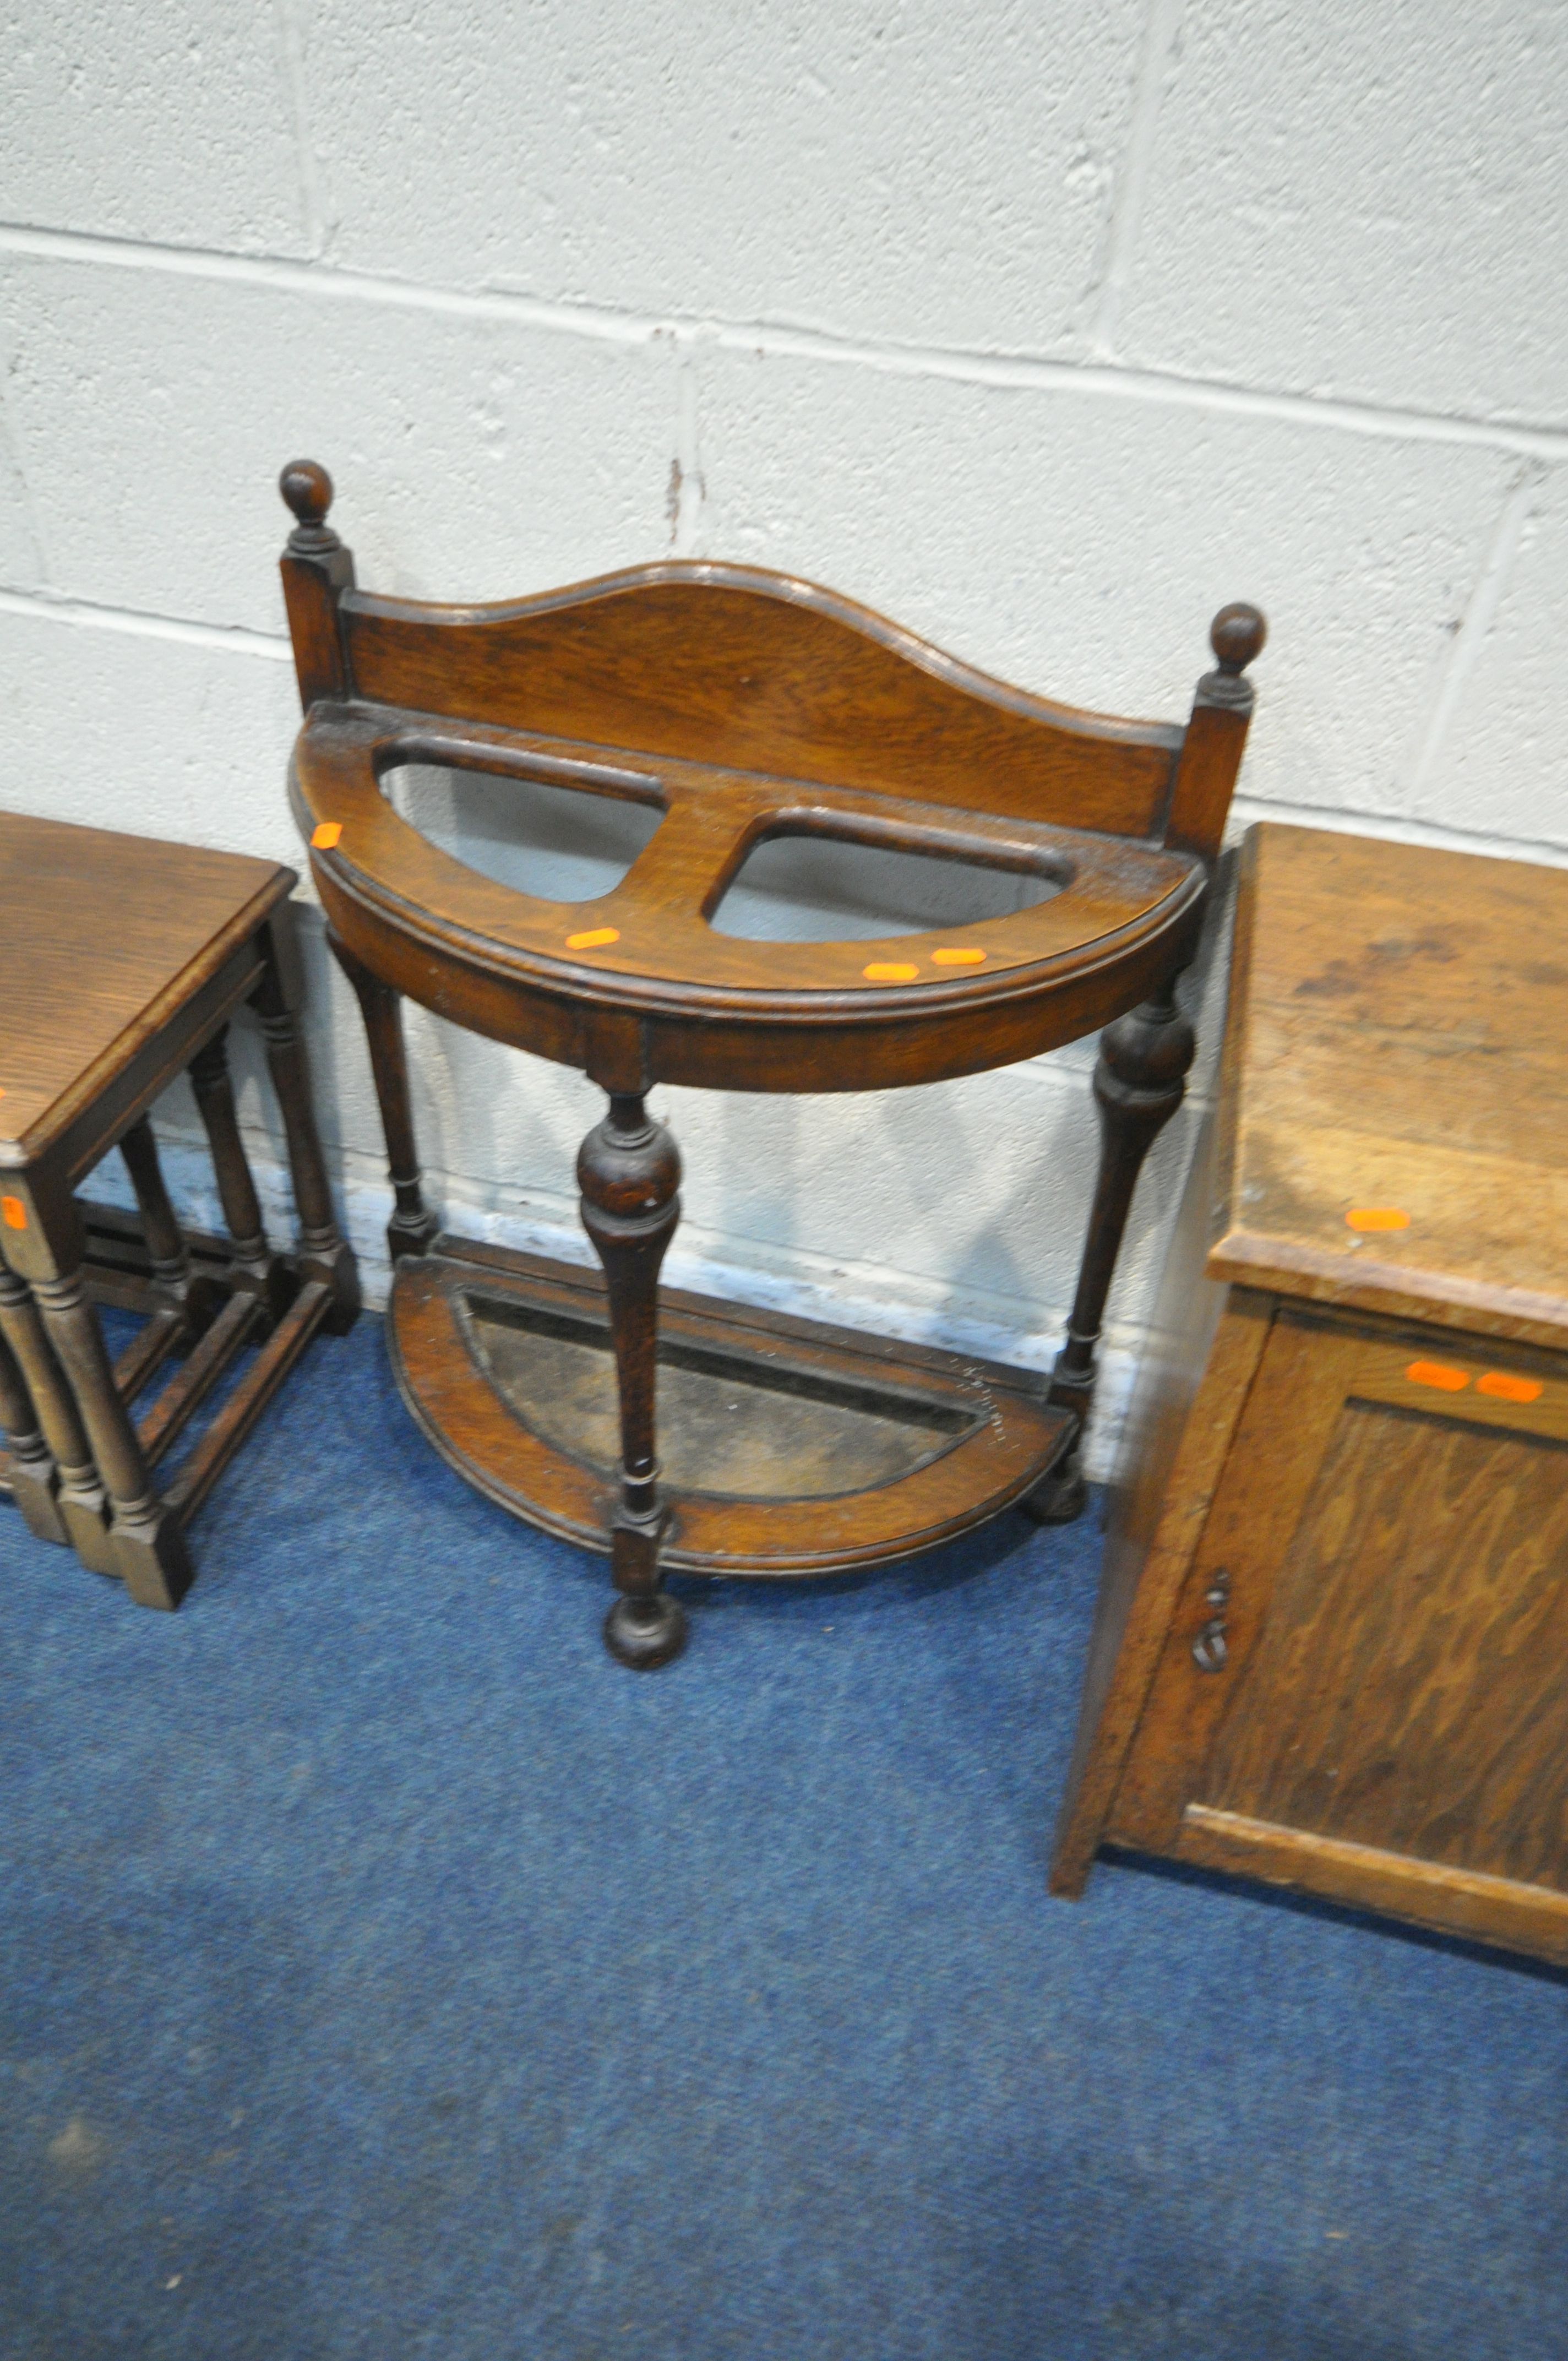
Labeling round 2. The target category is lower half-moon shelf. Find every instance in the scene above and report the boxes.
[388,1236,1073,1577]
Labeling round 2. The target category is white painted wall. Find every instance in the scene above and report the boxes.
[3,2,1566,1473]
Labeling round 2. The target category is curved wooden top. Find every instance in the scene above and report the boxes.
[293,700,1206,1092]
[278,485,1261,1091]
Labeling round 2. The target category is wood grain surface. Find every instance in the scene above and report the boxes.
[1169,1807,1568,1966]
[0,813,290,1165]
[279,472,1262,1100]
[342,564,1183,835]
[276,464,1259,1642]
[1047,1101,1272,1892]
[1210,824,1568,1351]
[388,1238,1071,1575]
[1055,822,1568,1958]
[0,802,352,1601]
[1104,1304,1568,1952]
[1104,1312,1364,1860]
[292,704,1209,1094]
[1202,1383,1568,1889]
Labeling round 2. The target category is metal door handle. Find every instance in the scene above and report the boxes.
[1191,1566,1231,1673]
[1192,1619,1228,1672]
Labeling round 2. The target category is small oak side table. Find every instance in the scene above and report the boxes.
[1054,822,1568,1966]
[0,812,357,1606]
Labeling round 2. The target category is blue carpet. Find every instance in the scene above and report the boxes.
[2,1309,1565,2360]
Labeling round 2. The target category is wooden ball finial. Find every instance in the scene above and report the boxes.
[1210,602,1267,674]
[280,459,334,530]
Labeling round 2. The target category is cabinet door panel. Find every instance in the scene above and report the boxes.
[1106,1314,1358,1856]
[1107,1313,1568,1947]
[1205,1397,1568,1884]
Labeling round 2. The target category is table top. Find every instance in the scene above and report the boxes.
[0,811,290,1167]
[1209,822,1568,1351]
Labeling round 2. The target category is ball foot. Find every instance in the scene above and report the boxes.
[1019,1463,1087,1526]
[604,1591,688,1671]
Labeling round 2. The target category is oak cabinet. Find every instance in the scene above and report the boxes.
[1054,823,1568,1966]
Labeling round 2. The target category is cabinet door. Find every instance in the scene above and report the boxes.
[1107,1309,1568,1962]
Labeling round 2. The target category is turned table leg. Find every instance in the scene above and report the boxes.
[188,1025,291,1326]
[252,917,359,1329]
[0,1262,113,1568]
[1023,980,1196,1525]
[328,929,439,1261]
[0,1302,70,1546]
[31,1262,193,1608]
[119,1113,219,1334]
[578,1094,685,1669]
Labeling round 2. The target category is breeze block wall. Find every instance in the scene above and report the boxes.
[3,2,1566,1472]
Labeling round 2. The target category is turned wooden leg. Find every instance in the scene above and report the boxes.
[1022,981,1196,1525]
[328,928,438,1261]
[0,1307,70,1546]
[119,1115,219,1335]
[578,1094,685,1669]
[188,1026,291,1327]
[0,1262,113,1568]
[250,918,359,1330]
[31,1264,192,1607]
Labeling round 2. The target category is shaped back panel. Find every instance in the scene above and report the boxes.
[341,564,1181,837]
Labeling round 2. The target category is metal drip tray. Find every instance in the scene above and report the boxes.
[386,1238,1070,1576]
[464,1292,974,1500]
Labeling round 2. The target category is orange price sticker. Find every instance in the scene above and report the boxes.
[1,1195,26,1231]
[566,927,620,950]
[1346,1207,1410,1232]
[863,962,920,983]
[1477,1370,1544,1405]
[311,822,343,850]
[931,947,987,967]
[1405,1359,1468,1394]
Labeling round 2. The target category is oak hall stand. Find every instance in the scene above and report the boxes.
[1054,823,1568,1967]
[277,462,1263,1667]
